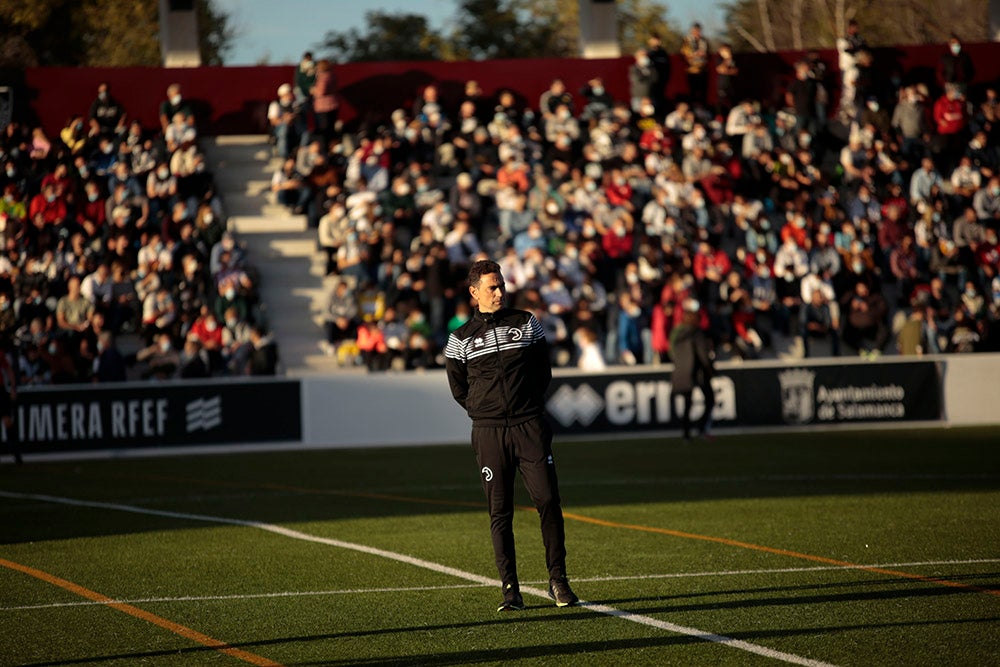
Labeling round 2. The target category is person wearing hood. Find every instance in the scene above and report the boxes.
[669,298,716,441]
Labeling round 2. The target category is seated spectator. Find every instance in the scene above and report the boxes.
[55,276,94,338]
[93,331,128,382]
[321,279,358,356]
[136,332,180,380]
[18,343,51,386]
[141,286,177,343]
[146,161,177,225]
[271,157,308,213]
[973,176,1000,223]
[80,263,113,310]
[179,338,211,378]
[246,326,279,375]
[800,289,841,357]
[841,281,889,356]
[187,309,225,372]
[164,111,198,155]
[28,183,68,227]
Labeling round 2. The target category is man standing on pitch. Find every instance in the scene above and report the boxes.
[445,259,578,612]
[670,298,716,440]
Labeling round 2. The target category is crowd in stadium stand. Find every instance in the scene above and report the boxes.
[0,82,279,384]
[264,28,998,372]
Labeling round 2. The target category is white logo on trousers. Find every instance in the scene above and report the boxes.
[481,466,493,482]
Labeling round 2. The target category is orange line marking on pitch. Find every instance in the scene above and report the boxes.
[559,510,1000,597]
[93,472,999,598]
[0,558,283,666]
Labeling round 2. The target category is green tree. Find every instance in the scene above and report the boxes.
[197,0,235,66]
[617,0,683,55]
[0,0,234,66]
[724,0,989,53]
[445,0,571,60]
[313,0,682,63]
[446,0,681,61]
[318,11,445,63]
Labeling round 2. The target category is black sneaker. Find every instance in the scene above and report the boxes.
[497,583,525,612]
[548,577,579,607]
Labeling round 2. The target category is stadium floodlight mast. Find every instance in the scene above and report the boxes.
[992,0,1000,41]
[159,0,202,67]
[579,0,621,58]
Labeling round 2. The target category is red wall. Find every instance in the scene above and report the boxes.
[19,42,1000,137]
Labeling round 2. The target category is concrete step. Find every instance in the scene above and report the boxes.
[219,194,294,219]
[229,214,308,235]
[203,135,343,376]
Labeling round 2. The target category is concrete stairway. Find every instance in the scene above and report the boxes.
[203,135,343,376]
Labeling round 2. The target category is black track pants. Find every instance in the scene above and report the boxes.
[471,417,567,587]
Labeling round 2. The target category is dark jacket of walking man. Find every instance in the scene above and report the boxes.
[670,298,716,440]
[445,259,578,612]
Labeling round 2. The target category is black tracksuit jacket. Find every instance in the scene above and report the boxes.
[444,307,551,426]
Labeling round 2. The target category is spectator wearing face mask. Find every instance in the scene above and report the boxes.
[93,331,127,382]
[133,333,174,380]
[159,83,192,134]
[937,35,975,94]
[187,308,225,370]
[973,176,1000,224]
[28,184,67,227]
[579,78,613,122]
[629,49,655,113]
[88,82,126,137]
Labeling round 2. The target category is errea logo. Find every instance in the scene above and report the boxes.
[547,384,604,427]
[186,395,222,432]
[473,337,485,348]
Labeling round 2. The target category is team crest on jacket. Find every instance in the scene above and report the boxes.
[473,337,485,347]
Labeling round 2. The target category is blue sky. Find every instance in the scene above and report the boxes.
[215,0,727,65]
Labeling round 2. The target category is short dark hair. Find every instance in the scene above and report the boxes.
[468,259,502,287]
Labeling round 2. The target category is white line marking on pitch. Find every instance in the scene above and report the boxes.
[5,558,996,612]
[0,490,836,667]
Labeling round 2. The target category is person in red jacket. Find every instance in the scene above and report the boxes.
[76,180,107,237]
[933,84,970,170]
[604,168,634,211]
[187,309,225,372]
[28,183,68,226]
[693,240,732,287]
[601,214,635,267]
[356,319,387,371]
[933,85,968,136]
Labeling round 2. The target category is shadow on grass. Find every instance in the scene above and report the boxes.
[19,613,1000,667]
[2,427,999,545]
[601,572,1000,603]
[595,581,997,616]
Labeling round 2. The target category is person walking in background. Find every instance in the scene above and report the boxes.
[629,48,655,113]
[836,19,867,122]
[311,59,339,146]
[267,84,302,159]
[645,32,671,116]
[445,259,578,612]
[669,298,715,441]
[0,341,20,464]
[294,51,317,130]
[715,43,739,113]
[680,22,710,107]
[937,35,975,95]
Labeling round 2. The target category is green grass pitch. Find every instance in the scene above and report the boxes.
[1,427,998,666]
